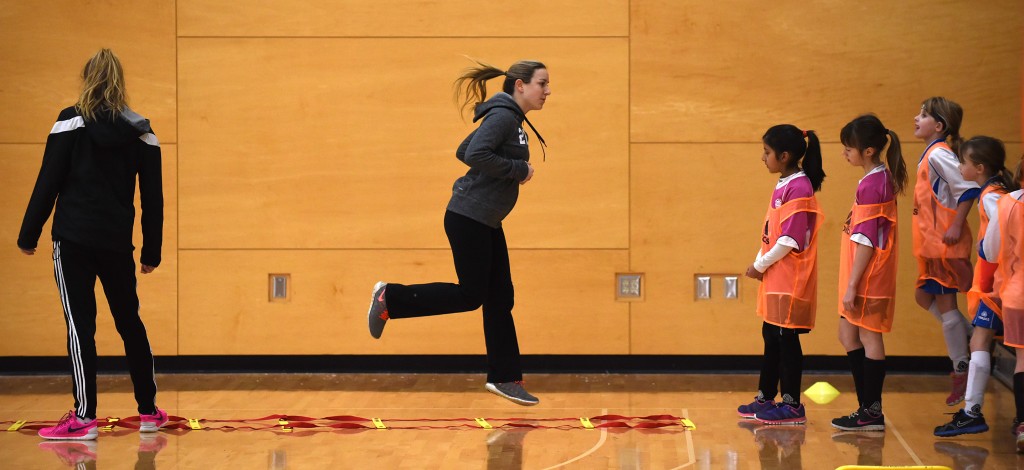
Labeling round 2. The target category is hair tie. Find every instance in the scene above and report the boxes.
[801,130,807,138]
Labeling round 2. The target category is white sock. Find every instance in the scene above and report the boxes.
[941,310,970,372]
[928,301,943,320]
[964,350,991,416]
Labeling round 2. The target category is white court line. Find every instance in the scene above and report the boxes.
[886,417,923,466]
[667,408,697,470]
[540,408,608,470]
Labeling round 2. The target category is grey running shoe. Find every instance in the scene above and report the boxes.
[485,381,539,406]
[367,282,388,339]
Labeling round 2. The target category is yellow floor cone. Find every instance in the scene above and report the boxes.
[804,381,840,405]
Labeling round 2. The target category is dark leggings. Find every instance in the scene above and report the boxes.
[757,322,804,404]
[385,211,522,383]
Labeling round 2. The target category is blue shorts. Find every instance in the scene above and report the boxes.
[920,279,958,295]
[972,302,1004,335]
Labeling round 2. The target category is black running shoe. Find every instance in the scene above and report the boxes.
[831,406,885,431]
[934,408,989,437]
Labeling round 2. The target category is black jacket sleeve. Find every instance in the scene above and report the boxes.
[137,134,164,267]
[17,115,74,250]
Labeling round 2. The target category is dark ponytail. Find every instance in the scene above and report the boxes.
[763,124,826,192]
[803,131,825,192]
[962,136,1020,192]
[840,114,908,194]
[885,129,909,195]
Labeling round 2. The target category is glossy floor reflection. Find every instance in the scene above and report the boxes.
[2,373,1024,469]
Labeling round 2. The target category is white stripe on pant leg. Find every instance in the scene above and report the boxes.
[54,242,86,415]
[54,241,87,417]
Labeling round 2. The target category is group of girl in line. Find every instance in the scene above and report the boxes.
[737,96,1024,453]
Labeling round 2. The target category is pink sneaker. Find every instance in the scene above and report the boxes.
[37,440,97,465]
[946,372,967,406]
[38,411,98,440]
[1015,423,1024,453]
[139,408,168,432]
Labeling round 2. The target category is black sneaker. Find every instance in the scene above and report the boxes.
[485,381,539,406]
[367,282,389,339]
[934,408,989,437]
[831,406,885,431]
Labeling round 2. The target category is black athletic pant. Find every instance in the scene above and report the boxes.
[385,211,522,383]
[757,322,804,404]
[52,240,157,420]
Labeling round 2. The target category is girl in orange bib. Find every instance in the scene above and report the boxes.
[912,97,980,406]
[831,115,908,432]
[994,161,1024,450]
[739,124,825,426]
[934,137,1018,437]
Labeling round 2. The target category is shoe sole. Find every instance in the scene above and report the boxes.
[485,384,539,406]
[367,282,386,339]
[755,418,806,426]
[38,430,98,441]
[737,412,757,419]
[831,423,885,432]
[934,425,989,437]
[139,422,166,432]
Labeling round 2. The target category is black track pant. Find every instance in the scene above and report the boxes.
[52,240,157,420]
[385,211,522,383]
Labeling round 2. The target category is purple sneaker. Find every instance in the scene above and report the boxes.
[755,402,806,425]
[738,398,776,419]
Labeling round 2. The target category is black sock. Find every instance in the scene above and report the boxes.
[863,358,886,413]
[779,329,803,405]
[1015,373,1024,422]
[846,348,866,405]
[758,322,782,401]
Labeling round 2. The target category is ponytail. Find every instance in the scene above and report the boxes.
[998,167,1020,192]
[453,58,506,117]
[885,130,909,195]
[802,130,825,192]
[949,131,965,157]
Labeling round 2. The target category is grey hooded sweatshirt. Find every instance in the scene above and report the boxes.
[446,92,532,228]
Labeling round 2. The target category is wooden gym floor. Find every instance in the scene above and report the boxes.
[0,373,1021,469]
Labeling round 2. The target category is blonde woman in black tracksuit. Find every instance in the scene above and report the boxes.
[366,59,551,406]
[18,49,168,440]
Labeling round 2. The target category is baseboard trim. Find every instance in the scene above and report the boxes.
[0,354,954,375]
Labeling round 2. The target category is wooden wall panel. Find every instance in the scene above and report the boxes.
[0,144,177,356]
[178,0,628,37]
[178,38,628,250]
[629,142,960,356]
[177,249,629,355]
[0,0,176,143]
[631,0,1022,144]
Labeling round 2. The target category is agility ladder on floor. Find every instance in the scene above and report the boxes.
[4,414,697,434]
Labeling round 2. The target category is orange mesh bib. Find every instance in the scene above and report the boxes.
[997,195,1024,347]
[966,185,1007,319]
[757,197,822,330]
[838,200,898,332]
[912,142,974,291]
